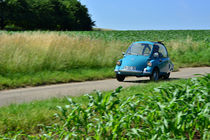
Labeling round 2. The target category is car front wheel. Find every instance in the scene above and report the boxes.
[163,72,170,79]
[150,68,159,81]
[116,74,125,82]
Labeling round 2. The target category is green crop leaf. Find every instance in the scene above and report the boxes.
[163,118,168,129]
[67,98,75,105]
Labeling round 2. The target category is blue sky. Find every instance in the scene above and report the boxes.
[80,0,210,30]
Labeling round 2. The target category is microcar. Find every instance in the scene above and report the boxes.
[114,41,174,81]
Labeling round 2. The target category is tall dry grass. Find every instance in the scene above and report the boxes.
[0,32,209,75]
[0,32,128,74]
[166,37,210,68]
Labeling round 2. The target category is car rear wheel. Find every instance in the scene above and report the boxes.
[116,74,125,82]
[163,72,170,79]
[150,68,159,82]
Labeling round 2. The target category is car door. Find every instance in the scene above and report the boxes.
[157,44,169,74]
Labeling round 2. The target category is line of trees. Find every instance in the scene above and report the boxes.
[0,0,95,30]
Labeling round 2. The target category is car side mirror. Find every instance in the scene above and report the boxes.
[122,52,125,55]
[153,52,159,58]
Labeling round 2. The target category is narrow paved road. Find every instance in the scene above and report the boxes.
[0,67,209,107]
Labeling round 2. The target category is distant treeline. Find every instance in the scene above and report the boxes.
[0,0,95,30]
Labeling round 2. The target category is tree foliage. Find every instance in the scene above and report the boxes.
[0,0,95,30]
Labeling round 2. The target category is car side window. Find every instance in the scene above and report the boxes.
[158,44,168,58]
[142,45,152,56]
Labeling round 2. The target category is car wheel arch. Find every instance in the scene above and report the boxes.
[152,66,159,73]
[150,67,160,81]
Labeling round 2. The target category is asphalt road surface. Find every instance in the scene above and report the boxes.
[0,67,209,107]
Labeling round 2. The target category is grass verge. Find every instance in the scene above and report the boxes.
[0,68,114,90]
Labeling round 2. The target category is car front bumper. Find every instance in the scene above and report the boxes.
[115,67,152,76]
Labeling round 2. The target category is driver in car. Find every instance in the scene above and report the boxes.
[153,45,163,58]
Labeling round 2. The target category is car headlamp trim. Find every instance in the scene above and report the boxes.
[147,61,152,67]
[117,61,121,66]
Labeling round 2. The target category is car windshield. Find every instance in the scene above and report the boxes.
[126,43,152,56]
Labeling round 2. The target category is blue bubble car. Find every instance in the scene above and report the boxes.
[114,41,174,82]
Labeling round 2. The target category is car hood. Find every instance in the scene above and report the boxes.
[120,55,149,71]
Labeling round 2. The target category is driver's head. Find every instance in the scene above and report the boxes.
[153,45,159,52]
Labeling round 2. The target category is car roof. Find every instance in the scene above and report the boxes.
[133,41,164,45]
[133,41,154,45]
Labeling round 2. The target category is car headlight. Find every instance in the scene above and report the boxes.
[147,61,152,67]
[116,61,121,66]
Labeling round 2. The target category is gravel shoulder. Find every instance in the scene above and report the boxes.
[0,67,209,107]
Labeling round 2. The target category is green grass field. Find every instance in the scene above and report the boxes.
[0,75,209,139]
[0,30,210,89]
[66,30,210,42]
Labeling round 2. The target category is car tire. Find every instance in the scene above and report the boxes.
[116,74,125,82]
[150,68,159,82]
[163,72,170,79]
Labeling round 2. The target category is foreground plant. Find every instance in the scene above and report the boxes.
[1,75,209,139]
